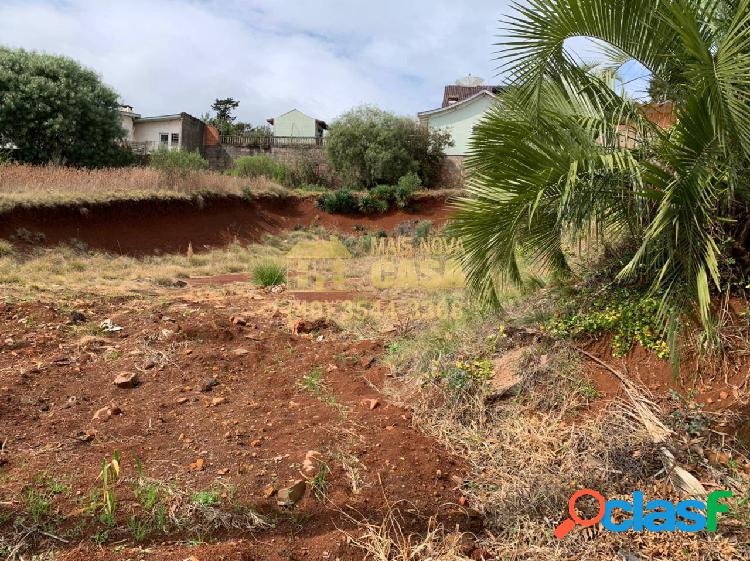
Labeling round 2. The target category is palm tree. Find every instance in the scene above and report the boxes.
[453,0,750,337]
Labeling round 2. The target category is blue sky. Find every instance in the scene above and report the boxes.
[0,0,650,125]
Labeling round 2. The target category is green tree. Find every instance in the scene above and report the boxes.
[0,47,127,167]
[326,106,452,188]
[452,0,750,339]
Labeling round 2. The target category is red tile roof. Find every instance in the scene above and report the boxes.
[442,85,502,108]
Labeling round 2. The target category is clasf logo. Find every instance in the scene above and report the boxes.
[554,489,733,539]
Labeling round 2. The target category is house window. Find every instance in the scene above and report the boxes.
[160,133,169,146]
[171,133,180,146]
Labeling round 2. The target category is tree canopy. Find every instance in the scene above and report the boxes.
[0,47,128,167]
[326,106,452,188]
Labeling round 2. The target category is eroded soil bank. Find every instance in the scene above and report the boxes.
[0,193,454,256]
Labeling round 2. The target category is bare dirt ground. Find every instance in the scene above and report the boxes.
[0,292,478,560]
[1,199,749,560]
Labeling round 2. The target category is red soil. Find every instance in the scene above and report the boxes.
[0,297,477,560]
[0,194,454,256]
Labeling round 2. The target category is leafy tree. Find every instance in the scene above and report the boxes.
[211,98,239,125]
[203,98,270,137]
[452,0,750,341]
[0,47,127,167]
[326,106,452,188]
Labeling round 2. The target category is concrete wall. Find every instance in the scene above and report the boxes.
[421,94,495,156]
[120,114,136,141]
[181,113,206,154]
[272,110,318,137]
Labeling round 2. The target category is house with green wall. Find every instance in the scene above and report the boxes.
[418,80,501,156]
[267,109,328,139]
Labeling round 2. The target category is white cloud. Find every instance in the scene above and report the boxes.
[0,0,640,126]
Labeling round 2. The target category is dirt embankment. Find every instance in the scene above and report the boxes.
[0,193,455,256]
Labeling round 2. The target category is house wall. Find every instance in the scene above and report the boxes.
[120,114,136,141]
[422,94,495,156]
[133,118,183,151]
[273,110,317,137]
[180,113,206,154]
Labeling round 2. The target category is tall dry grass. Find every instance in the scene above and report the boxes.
[0,164,288,211]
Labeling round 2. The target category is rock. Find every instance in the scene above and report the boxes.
[211,397,227,406]
[177,397,190,405]
[93,403,122,421]
[719,391,729,400]
[173,280,188,288]
[231,316,247,326]
[251,439,262,447]
[190,458,205,471]
[294,318,340,335]
[277,480,306,507]
[113,372,139,389]
[269,285,286,294]
[73,429,96,443]
[301,450,321,474]
[263,485,277,498]
[200,379,219,392]
[361,398,380,410]
[490,348,525,396]
[69,311,86,324]
[142,360,156,370]
[233,348,250,357]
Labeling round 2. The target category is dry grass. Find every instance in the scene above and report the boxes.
[385,311,750,560]
[0,164,291,211]
[344,506,471,561]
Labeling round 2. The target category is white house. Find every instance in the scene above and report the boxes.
[118,106,206,154]
[417,78,502,156]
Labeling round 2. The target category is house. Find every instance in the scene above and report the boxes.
[418,77,502,157]
[118,106,206,155]
[267,109,327,139]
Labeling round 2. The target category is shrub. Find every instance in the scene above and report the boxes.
[316,189,358,214]
[326,106,452,188]
[0,239,15,257]
[252,260,286,287]
[229,155,289,184]
[358,194,389,214]
[149,148,208,184]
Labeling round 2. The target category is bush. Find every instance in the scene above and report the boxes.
[229,155,288,184]
[149,148,208,184]
[326,106,452,188]
[252,260,286,287]
[358,194,389,214]
[316,189,358,214]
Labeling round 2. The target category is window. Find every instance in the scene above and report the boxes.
[159,133,169,146]
[171,133,180,146]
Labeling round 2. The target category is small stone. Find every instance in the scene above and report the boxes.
[113,372,139,389]
[177,397,190,405]
[361,398,380,410]
[251,439,262,447]
[231,316,247,326]
[190,458,205,471]
[233,348,250,357]
[719,391,729,400]
[277,480,306,507]
[263,485,277,498]
[69,311,86,324]
[200,379,219,392]
[211,397,227,407]
[143,360,156,370]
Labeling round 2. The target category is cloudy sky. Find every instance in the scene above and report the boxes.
[0,0,648,125]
